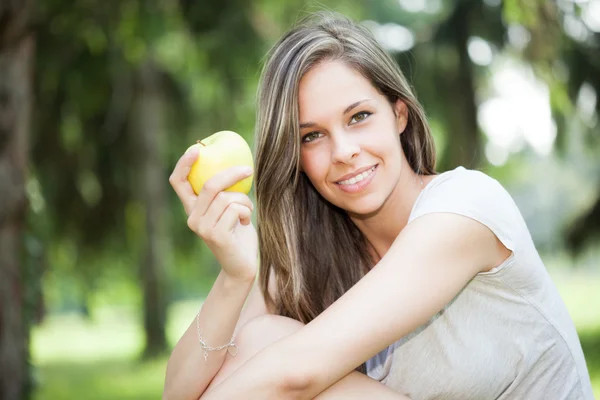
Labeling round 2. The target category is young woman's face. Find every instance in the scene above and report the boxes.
[298,60,408,216]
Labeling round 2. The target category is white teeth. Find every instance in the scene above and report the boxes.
[338,166,376,185]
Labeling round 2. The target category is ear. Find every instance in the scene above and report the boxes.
[393,99,409,134]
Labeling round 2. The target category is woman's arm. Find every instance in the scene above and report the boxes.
[163,271,255,400]
[200,313,409,400]
[164,267,277,400]
[312,371,410,399]
[199,212,509,399]
[165,151,268,399]
[204,370,409,400]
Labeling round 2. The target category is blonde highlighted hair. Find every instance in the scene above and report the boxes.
[254,10,436,370]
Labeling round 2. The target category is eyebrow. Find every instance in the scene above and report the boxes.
[299,99,371,129]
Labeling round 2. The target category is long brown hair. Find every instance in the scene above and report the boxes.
[254,11,436,368]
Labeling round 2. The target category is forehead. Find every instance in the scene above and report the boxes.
[298,61,379,119]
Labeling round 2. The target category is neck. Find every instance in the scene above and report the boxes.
[349,164,430,263]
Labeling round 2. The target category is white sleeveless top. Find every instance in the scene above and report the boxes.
[366,167,594,399]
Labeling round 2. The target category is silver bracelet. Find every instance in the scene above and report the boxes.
[196,308,238,361]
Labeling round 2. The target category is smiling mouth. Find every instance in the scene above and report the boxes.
[336,165,378,186]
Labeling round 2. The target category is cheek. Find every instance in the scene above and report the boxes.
[379,127,402,155]
[300,148,329,183]
[363,125,398,155]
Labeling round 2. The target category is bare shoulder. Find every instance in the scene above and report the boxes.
[402,210,508,274]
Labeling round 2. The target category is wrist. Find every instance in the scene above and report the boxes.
[221,270,256,291]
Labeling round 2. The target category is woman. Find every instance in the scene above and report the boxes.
[164,12,594,400]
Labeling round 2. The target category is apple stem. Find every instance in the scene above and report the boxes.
[196,140,206,147]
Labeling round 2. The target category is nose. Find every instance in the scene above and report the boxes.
[331,133,360,164]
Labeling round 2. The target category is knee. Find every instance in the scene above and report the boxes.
[207,315,304,390]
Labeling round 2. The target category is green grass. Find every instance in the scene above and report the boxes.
[32,359,167,400]
[31,274,600,399]
[31,300,200,400]
[553,272,600,396]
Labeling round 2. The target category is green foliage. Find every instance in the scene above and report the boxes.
[503,0,540,28]
[27,0,599,340]
[26,0,600,395]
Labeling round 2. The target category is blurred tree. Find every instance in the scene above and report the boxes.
[132,56,169,357]
[368,0,599,255]
[560,28,600,255]
[367,0,507,170]
[33,0,131,315]
[501,0,600,254]
[31,0,181,358]
[0,1,35,399]
[30,0,282,359]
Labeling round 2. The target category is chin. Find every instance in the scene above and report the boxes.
[342,198,384,219]
[323,184,386,217]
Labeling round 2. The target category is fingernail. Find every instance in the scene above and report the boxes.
[242,167,253,175]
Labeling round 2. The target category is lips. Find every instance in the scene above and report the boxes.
[335,164,378,183]
[335,164,378,194]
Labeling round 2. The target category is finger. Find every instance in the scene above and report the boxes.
[169,147,200,214]
[186,192,253,238]
[201,192,253,230]
[204,192,254,226]
[214,203,253,236]
[186,207,204,238]
[239,209,252,226]
[195,166,253,216]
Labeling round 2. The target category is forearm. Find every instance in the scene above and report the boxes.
[164,270,254,400]
[313,371,409,400]
[202,363,408,400]
[199,344,409,400]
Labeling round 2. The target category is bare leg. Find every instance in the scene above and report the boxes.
[205,314,303,390]
[206,315,409,399]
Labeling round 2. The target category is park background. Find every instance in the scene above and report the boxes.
[1,0,599,398]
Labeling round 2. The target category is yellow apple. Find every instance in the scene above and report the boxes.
[186,130,254,195]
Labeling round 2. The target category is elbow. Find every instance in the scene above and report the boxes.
[252,344,315,399]
[162,386,191,400]
[162,362,183,400]
[268,338,318,399]
[162,382,176,400]
[162,374,193,400]
[278,381,311,400]
[279,364,317,400]
[162,365,174,400]
[284,371,312,393]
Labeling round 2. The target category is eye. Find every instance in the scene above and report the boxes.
[302,131,321,143]
[350,111,372,124]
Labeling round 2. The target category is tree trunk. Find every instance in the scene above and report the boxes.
[440,0,481,170]
[0,1,34,398]
[132,57,169,358]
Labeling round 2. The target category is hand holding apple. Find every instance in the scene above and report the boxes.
[186,130,254,195]
[169,131,258,282]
